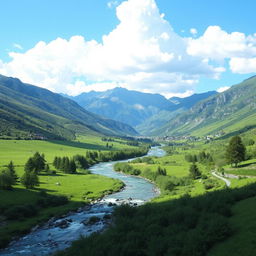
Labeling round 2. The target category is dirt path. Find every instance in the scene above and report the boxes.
[211,171,231,187]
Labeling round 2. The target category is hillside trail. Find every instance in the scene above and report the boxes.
[211,171,231,187]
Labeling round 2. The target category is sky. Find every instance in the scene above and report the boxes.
[0,0,256,98]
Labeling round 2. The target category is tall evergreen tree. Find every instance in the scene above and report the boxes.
[7,161,18,182]
[226,136,246,167]
[189,163,202,179]
[33,152,46,172]
[21,171,39,189]
[25,157,35,172]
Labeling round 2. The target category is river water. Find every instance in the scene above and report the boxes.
[0,147,165,256]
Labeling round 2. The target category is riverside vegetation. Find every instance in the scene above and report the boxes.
[56,131,256,256]
[1,129,256,255]
[0,136,149,249]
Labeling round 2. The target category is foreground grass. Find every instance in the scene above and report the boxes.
[55,183,256,256]
[0,172,124,248]
[0,136,138,248]
[208,196,256,256]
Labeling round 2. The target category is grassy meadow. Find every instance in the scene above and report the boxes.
[0,135,139,248]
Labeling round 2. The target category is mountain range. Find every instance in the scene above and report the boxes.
[1,73,256,140]
[66,88,217,135]
[156,75,256,137]
[0,75,137,140]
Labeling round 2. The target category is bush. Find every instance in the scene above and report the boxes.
[4,204,38,220]
[37,195,68,207]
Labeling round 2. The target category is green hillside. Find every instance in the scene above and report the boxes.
[0,75,137,140]
[157,76,256,137]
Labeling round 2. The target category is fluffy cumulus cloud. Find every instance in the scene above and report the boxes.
[0,0,255,96]
[187,26,256,73]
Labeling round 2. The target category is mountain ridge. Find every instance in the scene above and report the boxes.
[0,75,137,139]
[67,88,217,135]
[155,76,256,137]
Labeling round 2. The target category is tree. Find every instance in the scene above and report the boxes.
[24,152,46,173]
[6,161,18,182]
[189,163,201,179]
[69,159,77,173]
[25,157,35,172]
[20,171,39,189]
[226,136,246,167]
[157,166,167,176]
[0,169,14,190]
[33,152,46,172]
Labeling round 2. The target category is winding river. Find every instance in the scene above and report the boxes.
[0,147,165,256]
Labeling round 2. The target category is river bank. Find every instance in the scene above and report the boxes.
[0,147,165,256]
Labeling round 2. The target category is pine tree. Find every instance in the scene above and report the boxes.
[21,171,39,189]
[189,163,202,179]
[25,157,35,172]
[33,152,46,172]
[7,161,18,183]
[69,159,77,173]
[226,136,246,167]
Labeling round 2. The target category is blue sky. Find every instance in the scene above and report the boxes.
[0,0,256,97]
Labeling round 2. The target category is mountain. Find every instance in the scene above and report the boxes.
[169,91,217,109]
[156,76,256,137]
[67,88,216,135]
[136,91,217,135]
[67,87,175,127]
[0,75,137,140]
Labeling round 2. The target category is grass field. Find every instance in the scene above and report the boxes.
[208,196,256,256]
[0,136,138,166]
[0,136,137,248]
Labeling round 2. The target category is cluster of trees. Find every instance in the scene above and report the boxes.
[52,148,149,175]
[0,153,47,190]
[0,161,18,190]
[189,163,202,179]
[53,157,77,174]
[20,152,49,189]
[185,151,213,163]
[114,163,141,176]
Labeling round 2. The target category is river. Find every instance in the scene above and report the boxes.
[0,147,165,256]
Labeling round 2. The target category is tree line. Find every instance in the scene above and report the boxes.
[0,147,149,190]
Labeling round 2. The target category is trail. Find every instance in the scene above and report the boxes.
[211,171,231,187]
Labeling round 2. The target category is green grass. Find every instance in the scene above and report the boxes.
[226,169,256,176]
[208,196,256,256]
[0,136,138,247]
[0,136,138,166]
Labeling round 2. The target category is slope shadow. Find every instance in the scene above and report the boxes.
[48,140,108,151]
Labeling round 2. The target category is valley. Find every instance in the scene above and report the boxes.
[0,74,256,256]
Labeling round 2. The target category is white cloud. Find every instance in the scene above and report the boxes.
[190,28,197,35]
[187,26,256,68]
[229,57,256,74]
[217,86,230,93]
[13,43,23,50]
[1,0,246,97]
